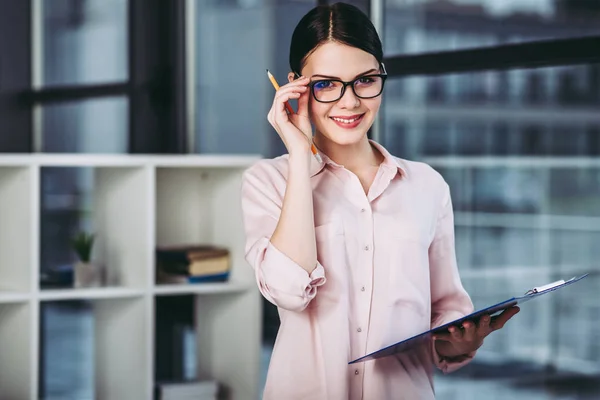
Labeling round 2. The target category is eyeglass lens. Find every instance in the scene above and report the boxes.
[312,76,384,102]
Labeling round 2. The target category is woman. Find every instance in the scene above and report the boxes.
[241,3,519,399]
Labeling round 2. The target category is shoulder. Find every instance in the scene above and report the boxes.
[243,154,290,182]
[394,156,447,189]
[387,154,452,211]
[372,139,448,192]
[241,155,291,198]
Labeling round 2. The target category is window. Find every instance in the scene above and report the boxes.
[0,0,187,154]
[192,0,316,156]
[39,0,129,153]
[384,0,600,56]
[380,0,600,397]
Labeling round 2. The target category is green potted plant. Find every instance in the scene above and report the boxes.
[71,232,103,288]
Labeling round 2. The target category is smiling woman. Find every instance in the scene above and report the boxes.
[240,2,519,400]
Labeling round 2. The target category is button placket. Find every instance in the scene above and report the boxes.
[356,202,373,369]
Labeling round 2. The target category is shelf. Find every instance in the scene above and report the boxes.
[0,290,31,303]
[0,154,260,168]
[39,287,147,301]
[0,155,262,400]
[153,281,250,296]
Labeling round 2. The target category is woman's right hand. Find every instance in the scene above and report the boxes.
[267,76,313,157]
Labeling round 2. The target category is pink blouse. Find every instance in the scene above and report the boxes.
[241,140,475,400]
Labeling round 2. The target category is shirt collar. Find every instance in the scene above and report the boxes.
[309,139,407,178]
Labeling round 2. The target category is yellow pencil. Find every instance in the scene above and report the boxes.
[266,70,322,163]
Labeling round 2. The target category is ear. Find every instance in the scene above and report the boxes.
[287,72,296,83]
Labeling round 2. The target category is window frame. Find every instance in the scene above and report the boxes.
[0,0,189,154]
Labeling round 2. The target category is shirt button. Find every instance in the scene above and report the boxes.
[364,245,370,251]
[357,327,362,332]
[361,286,365,292]
[355,370,359,375]
[360,208,366,213]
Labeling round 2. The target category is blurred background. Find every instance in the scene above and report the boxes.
[1,0,599,399]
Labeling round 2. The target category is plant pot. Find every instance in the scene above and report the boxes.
[74,261,104,288]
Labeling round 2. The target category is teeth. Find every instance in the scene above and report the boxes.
[332,116,360,123]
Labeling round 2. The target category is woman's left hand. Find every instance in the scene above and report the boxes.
[433,306,520,358]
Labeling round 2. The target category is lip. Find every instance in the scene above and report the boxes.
[329,113,365,129]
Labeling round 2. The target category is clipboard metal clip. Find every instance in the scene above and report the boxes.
[525,279,566,295]
[524,274,589,296]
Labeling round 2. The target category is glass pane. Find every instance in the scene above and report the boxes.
[41,97,128,153]
[548,168,600,216]
[194,1,315,156]
[42,0,128,86]
[382,63,600,398]
[41,301,94,399]
[384,0,600,56]
[383,64,600,160]
[338,0,370,15]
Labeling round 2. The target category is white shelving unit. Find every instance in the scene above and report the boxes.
[0,154,263,400]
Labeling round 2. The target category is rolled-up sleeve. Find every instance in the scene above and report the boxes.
[241,163,326,312]
[429,182,476,374]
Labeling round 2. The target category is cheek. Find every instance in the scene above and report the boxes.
[309,100,331,123]
[364,97,382,115]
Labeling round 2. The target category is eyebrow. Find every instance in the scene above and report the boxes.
[310,68,379,80]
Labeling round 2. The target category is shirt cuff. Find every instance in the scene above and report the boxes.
[257,240,326,306]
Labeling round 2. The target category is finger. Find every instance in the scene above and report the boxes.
[448,325,463,341]
[273,86,307,113]
[274,85,308,103]
[432,332,451,341]
[461,321,477,342]
[477,314,492,336]
[491,306,520,331]
[280,75,309,90]
[273,91,303,122]
[296,85,310,117]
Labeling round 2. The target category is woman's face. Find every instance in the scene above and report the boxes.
[293,42,382,147]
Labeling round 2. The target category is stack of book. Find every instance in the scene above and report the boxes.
[155,380,219,400]
[156,245,230,284]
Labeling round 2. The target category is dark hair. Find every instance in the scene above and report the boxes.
[289,2,383,75]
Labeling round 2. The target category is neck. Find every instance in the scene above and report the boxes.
[314,135,382,172]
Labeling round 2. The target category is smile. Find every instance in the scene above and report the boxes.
[329,114,365,128]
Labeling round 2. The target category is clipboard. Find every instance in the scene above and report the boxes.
[349,273,589,364]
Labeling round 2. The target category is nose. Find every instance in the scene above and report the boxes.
[337,84,360,109]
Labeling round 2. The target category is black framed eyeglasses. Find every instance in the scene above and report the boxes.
[296,63,388,103]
